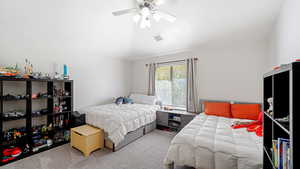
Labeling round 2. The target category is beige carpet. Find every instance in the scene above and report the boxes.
[2,130,192,169]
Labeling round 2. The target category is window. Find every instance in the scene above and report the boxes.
[155,63,187,108]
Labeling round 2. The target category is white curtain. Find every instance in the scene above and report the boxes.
[186,58,200,113]
[148,63,157,96]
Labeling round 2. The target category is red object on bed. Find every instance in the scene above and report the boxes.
[231,112,263,137]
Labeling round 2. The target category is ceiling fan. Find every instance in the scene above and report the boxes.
[112,0,177,28]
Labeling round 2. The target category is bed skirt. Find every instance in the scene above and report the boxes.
[105,121,156,151]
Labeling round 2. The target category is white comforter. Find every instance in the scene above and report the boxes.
[81,104,159,145]
[164,113,263,169]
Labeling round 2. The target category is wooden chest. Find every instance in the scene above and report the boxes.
[71,125,104,156]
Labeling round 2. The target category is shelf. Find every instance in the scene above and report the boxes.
[0,77,73,166]
[51,111,71,116]
[0,141,69,166]
[32,112,52,117]
[0,77,73,82]
[32,96,52,100]
[273,120,289,135]
[263,147,277,169]
[1,152,31,165]
[1,98,27,101]
[1,136,28,146]
[53,96,72,98]
[0,77,30,81]
[3,116,27,122]
[31,140,69,155]
[53,127,69,132]
[264,112,290,135]
[168,119,181,123]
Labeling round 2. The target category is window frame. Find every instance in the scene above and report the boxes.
[155,62,187,110]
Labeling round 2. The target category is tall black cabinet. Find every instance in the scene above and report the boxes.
[0,77,73,166]
[263,62,300,169]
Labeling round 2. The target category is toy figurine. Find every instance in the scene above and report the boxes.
[48,123,53,131]
[63,64,69,79]
[23,144,30,154]
[267,97,273,115]
[0,65,20,77]
[47,139,53,146]
[41,125,48,134]
[23,59,33,78]
[13,131,22,139]
[276,116,289,123]
[2,146,22,163]
[54,72,61,79]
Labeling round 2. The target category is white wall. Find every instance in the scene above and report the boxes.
[131,40,269,103]
[0,55,132,109]
[269,0,300,66]
[0,0,133,110]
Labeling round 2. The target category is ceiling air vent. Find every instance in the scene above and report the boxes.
[154,35,163,42]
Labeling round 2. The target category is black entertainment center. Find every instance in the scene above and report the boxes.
[0,77,73,166]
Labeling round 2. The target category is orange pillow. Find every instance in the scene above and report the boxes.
[204,102,231,118]
[231,104,261,120]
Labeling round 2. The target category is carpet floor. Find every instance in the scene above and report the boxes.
[2,130,192,169]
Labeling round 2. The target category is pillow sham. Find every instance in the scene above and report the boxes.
[129,94,157,105]
[123,97,133,104]
[204,102,231,118]
[231,104,261,120]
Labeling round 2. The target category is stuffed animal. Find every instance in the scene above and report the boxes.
[267,97,273,115]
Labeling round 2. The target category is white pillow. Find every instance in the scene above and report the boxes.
[129,94,157,105]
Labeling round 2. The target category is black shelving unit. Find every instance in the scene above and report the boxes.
[263,62,300,169]
[0,77,73,166]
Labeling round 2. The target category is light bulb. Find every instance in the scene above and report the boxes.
[145,19,151,28]
[140,18,151,29]
[140,18,147,29]
[153,13,161,22]
[141,7,150,17]
[133,14,141,23]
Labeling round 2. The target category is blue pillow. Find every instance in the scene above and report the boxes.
[123,97,133,104]
[115,97,124,105]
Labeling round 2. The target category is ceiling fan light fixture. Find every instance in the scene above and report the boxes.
[140,17,151,29]
[133,14,141,23]
[141,7,150,17]
[112,0,176,29]
[153,13,161,22]
[145,19,151,28]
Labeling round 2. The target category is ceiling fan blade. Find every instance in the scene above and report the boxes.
[156,10,176,22]
[112,8,138,16]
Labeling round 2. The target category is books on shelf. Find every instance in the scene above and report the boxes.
[271,138,291,169]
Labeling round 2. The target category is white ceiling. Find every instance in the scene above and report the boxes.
[0,0,283,60]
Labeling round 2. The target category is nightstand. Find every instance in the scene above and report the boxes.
[156,110,196,132]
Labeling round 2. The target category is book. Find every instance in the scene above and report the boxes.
[277,138,290,169]
[272,140,278,167]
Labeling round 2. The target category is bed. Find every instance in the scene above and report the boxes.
[164,100,263,169]
[80,94,160,151]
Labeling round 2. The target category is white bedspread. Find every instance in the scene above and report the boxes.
[164,113,263,169]
[81,104,159,145]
